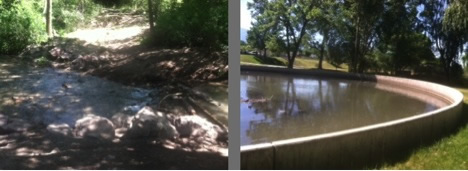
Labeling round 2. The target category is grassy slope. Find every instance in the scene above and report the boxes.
[240,54,348,71]
[381,85,468,169]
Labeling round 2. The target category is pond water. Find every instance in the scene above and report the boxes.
[241,71,446,146]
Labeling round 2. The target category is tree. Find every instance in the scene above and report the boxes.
[420,0,466,81]
[46,0,53,38]
[148,0,155,32]
[247,23,268,58]
[247,0,276,58]
[326,29,350,70]
[341,0,384,73]
[309,0,337,70]
[373,0,430,74]
[443,0,468,35]
[269,0,316,69]
[266,33,286,57]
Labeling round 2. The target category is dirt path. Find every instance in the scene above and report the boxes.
[65,11,148,49]
[0,10,228,169]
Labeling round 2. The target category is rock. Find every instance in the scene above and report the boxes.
[174,115,223,141]
[123,104,144,114]
[49,47,72,61]
[71,55,100,71]
[111,114,131,128]
[126,106,178,139]
[114,128,128,138]
[47,123,72,136]
[75,114,115,140]
[184,48,191,53]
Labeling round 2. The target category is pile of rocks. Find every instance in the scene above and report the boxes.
[44,106,225,145]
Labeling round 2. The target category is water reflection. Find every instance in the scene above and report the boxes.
[240,71,439,145]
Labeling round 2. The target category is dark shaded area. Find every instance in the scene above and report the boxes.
[0,128,227,169]
[251,56,286,66]
[91,0,132,7]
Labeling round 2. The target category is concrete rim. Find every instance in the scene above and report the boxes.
[240,65,463,153]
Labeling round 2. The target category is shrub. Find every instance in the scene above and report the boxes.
[53,0,102,34]
[0,0,47,55]
[149,0,228,51]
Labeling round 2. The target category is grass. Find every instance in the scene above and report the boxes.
[380,84,468,169]
[240,54,348,71]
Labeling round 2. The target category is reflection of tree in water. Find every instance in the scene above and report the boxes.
[244,74,287,119]
[242,73,431,144]
[244,74,326,143]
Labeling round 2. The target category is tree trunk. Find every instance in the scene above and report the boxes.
[319,42,324,70]
[287,58,295,69]
[46,0,53,38]
[263,48,267,58]
[350,13,361,73]
[318,30,328,70]
[148,0,155,32]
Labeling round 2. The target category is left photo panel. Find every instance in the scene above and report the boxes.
[0,0,228,169]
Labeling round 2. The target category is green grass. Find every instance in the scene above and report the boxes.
[381,86,468,169]
[240,54,348,71]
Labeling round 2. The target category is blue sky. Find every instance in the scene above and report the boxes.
[241,0,253,30]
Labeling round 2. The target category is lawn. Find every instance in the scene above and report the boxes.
[379,85,468,169]
[240,54,348,71]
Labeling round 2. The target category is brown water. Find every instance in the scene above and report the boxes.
[241,71,443,146]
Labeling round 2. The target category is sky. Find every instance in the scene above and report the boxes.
[240,0,253,30]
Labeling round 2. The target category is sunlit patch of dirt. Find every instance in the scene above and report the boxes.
[66,26,148,49]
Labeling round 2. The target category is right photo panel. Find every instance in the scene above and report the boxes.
[240,0,467,169]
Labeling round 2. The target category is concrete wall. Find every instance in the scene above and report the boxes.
[240,66,464,169]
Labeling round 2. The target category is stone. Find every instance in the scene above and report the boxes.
[111,114,131,128]
[74,114,115,140]
[49,47,72,61]
[126,106,178,139]
[174,115,223,141]
[47,123,72,136]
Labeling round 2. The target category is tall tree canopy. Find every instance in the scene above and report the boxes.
[246,0,468,80]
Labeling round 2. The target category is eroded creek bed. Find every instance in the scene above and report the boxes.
[0,59,227,169]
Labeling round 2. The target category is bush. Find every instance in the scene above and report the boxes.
[149,0,228,50]
[0,0,47,55]
[53,0,102,35]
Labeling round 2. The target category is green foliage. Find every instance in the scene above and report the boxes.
[375,33,435,73]
[149,0,228,50]
[0,0,46,55]
[265,34,286,57]
[443,0,468,35]
[52,0,102,34]
[240,44,253,54]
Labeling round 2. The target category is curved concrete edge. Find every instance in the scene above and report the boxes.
[240,65,464,169]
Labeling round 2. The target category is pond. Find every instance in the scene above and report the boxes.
[240,71,447,145]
